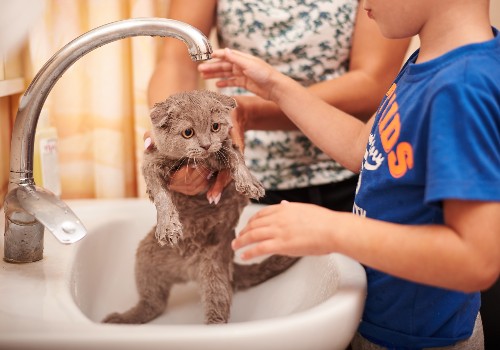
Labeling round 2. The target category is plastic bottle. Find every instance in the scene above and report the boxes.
[33,109,62,197]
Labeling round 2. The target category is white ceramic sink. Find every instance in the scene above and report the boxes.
[0,199,366,350]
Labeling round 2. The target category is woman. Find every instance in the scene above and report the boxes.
[147,0,410,210]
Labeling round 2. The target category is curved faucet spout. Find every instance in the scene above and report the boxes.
[4,18,213,263]
[10,18,212,183]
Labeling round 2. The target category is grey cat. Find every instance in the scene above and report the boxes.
[103,90,298,325]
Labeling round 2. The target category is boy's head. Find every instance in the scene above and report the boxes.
[363,0,490,39]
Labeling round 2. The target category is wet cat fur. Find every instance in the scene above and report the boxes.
[103,90,298,325]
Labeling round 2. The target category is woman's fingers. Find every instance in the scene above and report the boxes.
[206,169,231,204]
[169,166,211,195]
[143,131,154,150]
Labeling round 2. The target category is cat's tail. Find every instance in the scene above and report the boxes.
[232,255,300,291]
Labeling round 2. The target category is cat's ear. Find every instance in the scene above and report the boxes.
[217,94,237,110]
[150,101,179,128]
[206,90,236,111]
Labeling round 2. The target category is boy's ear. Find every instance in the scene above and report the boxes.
[150,101,179,128]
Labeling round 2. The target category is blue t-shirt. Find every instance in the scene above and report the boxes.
[354,28,500,349]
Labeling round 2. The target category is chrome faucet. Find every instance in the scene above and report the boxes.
[3,18,212,263]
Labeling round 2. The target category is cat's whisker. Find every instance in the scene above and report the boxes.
[197,161,212,174]
[192,157,204,176]
[214,151,224,167]
[167,157,188,177]
[187,157,207,178]
[183,158,193,182]
[216,150,231,168]
[220,146,240,161]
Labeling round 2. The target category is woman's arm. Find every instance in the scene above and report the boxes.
[147,0,217,107]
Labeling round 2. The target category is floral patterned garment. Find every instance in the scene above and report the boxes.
[217,0,359,190]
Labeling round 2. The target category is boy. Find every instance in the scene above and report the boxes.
[198,0,500,348]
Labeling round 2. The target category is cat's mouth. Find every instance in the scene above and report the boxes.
[186,150,211,160]
[187,145,224,160]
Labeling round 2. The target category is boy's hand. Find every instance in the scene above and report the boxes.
[198,48,280,102]
[232,201,337,259]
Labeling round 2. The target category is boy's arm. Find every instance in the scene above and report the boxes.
[270,75,374,172]
[199,49,374,172]
[233,6,410,131]
[234,199,500,292]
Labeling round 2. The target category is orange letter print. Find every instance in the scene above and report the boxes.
[388,142,414,178]
[379,103,401,153]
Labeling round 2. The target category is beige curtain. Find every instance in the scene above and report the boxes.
[25,0,169,199]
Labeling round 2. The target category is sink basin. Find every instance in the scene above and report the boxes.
[0,199,366,350]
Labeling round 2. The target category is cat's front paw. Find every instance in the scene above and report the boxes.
[156,218,183,246]
[235,176,265,200]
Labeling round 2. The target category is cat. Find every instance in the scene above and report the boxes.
[103,90,298,325]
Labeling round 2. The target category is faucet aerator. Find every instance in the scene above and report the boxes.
[191,53,212,61]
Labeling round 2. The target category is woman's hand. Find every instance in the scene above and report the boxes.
[143,132,232,203]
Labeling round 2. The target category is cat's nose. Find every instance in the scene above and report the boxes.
[200,144,210,150]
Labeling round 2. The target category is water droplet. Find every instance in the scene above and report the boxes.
[61,221,76,234]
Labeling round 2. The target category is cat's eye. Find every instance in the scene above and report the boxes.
[211,123,221,132]
[181,128,194,139]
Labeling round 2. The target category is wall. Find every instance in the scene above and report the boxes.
[492,0,500,26]
[0,50,24,204]
[0,0,171,203]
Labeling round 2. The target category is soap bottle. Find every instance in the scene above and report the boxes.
[33,108,62,197]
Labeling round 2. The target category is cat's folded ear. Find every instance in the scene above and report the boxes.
[150,100,179,128]
[207,90,237,111]
[217,94,237,110]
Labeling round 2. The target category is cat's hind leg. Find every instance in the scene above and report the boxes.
[102,284,171,324]
[197,244,234,324]
[102,232,173,324]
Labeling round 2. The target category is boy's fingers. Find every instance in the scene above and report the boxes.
[198,61,234,75]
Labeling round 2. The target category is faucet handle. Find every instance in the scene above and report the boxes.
[16,185,87,244]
